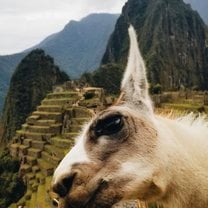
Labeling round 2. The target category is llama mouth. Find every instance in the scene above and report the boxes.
[81,178,109,208]
[56,178,110,208]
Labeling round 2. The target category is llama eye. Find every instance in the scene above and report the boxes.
[94,115,124,137]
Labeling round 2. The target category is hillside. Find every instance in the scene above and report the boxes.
[0,13,119,111]
[184,0,208,24]
[1,49,69,142]
[101,0,208,91]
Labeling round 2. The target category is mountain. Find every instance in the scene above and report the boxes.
[1,49,69,142]
[101,0,208,91]
[184,0,208,24]
[0,13,119,111]
[36,13,119,77]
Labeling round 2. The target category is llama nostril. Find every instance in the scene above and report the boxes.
[53,174,76,197]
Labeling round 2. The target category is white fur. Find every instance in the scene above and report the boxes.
[120,160,153,180]
[121,25,153,114]
[153,115,208,207]
[53,124,91,184]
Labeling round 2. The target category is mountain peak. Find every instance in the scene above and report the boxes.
[102,0,208,90]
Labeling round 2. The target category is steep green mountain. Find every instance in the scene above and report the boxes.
[1,49,69,142]
[0,13,119,112]
[184,0,208,24]
[101,0,208,91]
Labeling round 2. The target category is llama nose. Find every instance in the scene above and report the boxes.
[52,173,76,197]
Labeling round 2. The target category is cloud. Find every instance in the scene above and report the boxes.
[0,0,127,55]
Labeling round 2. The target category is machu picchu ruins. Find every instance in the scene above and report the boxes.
[9,82,110,208]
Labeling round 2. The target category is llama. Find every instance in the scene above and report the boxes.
[52,25,208,208]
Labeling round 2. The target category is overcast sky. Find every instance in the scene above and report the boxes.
[0,0,127,55]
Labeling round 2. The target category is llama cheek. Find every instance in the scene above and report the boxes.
[120,160,153,180]
[118,161,156,198]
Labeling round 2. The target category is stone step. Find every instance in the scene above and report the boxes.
[28,179,36,187]
[37,159,54,176]
[26,156,37,166]
[46,92,79,99]
[24,172,36,182]
[10,143,19,157]
[16,130,54,141]
[32,140,46,149]
[63,132,79,140]
[31,181,39,192]
[18,144,29,157]
[26,115,40,125]
[22,123,29,131]
[20,164,32,175]
[71,117,90,125]
[23,139,32,147]
[37,105,63,112]
[51,136,74,149]
[41,98,76,106]
[28,148,42,158]
[11,136,20,143]
[41,151,60,166]
[72,107,93,118]
[24,124,61,134]
[33,111,62,121]
[32,166,40,173]
[44,144,67,159]
[79,97,102,108]
[69,124,83,132]
[36,119,57,126]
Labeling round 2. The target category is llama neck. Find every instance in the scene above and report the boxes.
[156,117,208,208]
[161,167,208,208]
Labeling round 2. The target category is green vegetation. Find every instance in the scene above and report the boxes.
[1,49,69,142]
[102,0,208,91]
[0,150,25,207]
[80,63,123,94]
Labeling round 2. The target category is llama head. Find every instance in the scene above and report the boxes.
[52,25,166,208]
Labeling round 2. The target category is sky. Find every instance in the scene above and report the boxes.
[0,0,127,55]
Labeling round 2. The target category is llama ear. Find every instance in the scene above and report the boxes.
[121,25,153,114]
